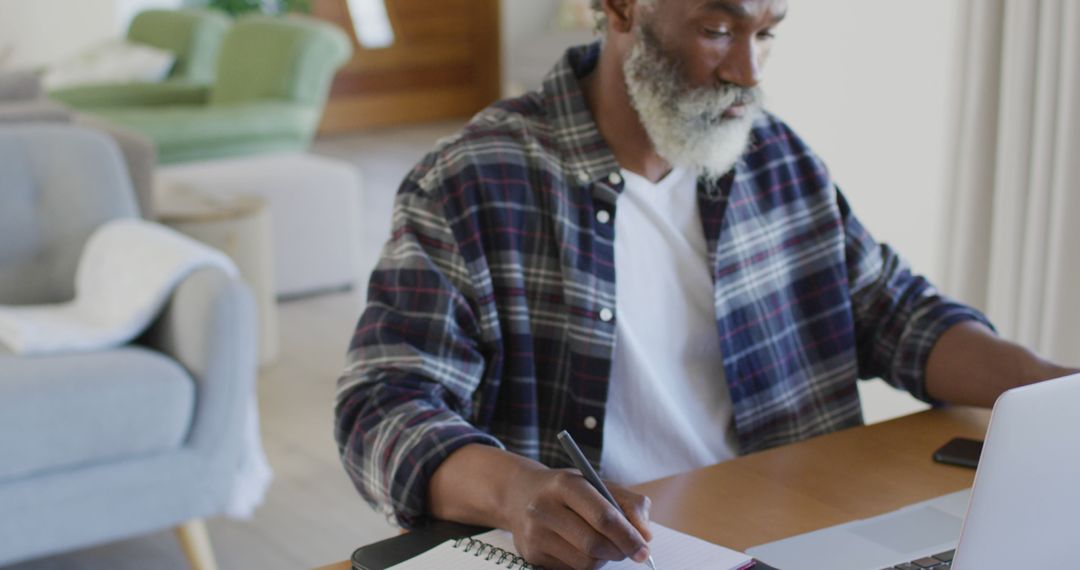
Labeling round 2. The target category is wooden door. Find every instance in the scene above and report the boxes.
[312,0,502,133]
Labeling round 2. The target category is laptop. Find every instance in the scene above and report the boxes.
[747,372,1080,569]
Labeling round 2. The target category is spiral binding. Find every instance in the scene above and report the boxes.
[452,536,542,569]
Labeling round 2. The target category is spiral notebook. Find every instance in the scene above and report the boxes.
[384,522,754,569]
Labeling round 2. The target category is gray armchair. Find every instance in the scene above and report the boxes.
[0,124,257,569]
[0,70,157,218]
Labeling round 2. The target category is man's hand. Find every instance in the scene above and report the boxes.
[506,467,652,569]
[429,444,653,570]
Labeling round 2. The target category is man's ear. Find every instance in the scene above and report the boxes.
[600,0,638,34]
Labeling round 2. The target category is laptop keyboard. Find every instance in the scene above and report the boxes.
[881,549,954,569]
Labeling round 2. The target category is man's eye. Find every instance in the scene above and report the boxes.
[758,29,777,40]
[703,27,731,39]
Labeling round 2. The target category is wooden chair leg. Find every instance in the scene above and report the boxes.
[175,519,220,570]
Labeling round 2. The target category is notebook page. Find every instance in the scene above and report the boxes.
[387,523,752,569]
[474,524,752,570]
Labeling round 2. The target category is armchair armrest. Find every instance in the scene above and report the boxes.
[50,81,211,110]
[141,266,257,452]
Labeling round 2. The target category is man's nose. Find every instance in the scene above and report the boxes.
[718,39,762,88]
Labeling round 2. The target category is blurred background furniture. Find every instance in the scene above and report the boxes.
[310,0,500,132]
[156,151,364,298]
[156,184,279,365]
[0,70,157,217]
[52,13,352,164]
[0,124,257,570]
[49,8,230,109]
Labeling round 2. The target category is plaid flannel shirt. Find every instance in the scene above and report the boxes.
[334,42,991,528]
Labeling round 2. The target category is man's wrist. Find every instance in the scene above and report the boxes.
[495,456,549,531]
[1021,356,1079,386]
[429,443,548,531]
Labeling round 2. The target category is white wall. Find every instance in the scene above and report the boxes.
[0,0,118,69]
[0,0,190,71]
[500,0,565,93]
[501,0,559,45]
[114,0,185,32]
[764,1,966,423]
[765,1,963,283]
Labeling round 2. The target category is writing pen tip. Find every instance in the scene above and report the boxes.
[646,554,657,569]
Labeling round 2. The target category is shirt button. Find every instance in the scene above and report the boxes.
[598,308,614,322]
[584,416,598,430]
[608,171,623,185]
[596,209,611,224]
[577,170,590,184]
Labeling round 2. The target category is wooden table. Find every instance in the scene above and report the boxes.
[314,407,989,569]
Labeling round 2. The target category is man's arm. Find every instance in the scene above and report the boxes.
[336,169,653,569]
[926,321,1079,407]
[334,180,502,529]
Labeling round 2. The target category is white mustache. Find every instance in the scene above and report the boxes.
[681,85,762,125]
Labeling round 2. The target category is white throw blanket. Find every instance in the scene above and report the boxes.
[0,219,271,518]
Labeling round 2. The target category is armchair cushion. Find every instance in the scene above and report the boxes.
[0,347,195,483]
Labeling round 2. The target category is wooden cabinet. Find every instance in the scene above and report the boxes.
[312,0,502,133]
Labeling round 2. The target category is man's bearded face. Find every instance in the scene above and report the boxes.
[622,21,764,181]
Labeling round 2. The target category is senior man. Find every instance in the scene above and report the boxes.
[335,1,1077,568]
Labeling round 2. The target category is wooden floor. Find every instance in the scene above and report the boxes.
[3,121,462,570]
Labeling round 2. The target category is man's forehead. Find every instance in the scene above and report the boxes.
[689,0,788,21]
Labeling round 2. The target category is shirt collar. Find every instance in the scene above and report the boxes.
[541,41,623,187]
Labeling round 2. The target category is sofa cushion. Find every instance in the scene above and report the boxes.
[211,15,351,107]
[50,81,211,110]
[127,8,230,85]
[0,347,195,482]
[41,39,176,91]
[92,102,318,164]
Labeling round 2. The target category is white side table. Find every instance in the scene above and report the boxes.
[156,182,279,366]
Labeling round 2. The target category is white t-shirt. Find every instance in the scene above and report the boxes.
[599,167,740,486]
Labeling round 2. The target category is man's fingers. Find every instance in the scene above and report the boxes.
[610,486,653,542]
[559,472,649,559]
[528,528,606,570]
[529,497,624,561]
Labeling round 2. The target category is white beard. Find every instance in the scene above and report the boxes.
[623,26,763,182]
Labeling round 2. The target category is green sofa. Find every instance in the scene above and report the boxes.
[50,9,230,109]
[52,14,352,164]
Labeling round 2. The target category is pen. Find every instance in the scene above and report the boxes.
[556,429,658,570]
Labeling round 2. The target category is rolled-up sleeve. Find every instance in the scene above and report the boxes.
[334,176,503,529]
[839,188,994,402]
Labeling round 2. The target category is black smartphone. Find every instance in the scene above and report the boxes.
[932,437,984,469]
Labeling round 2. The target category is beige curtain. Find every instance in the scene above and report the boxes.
[945,0,1080,363]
